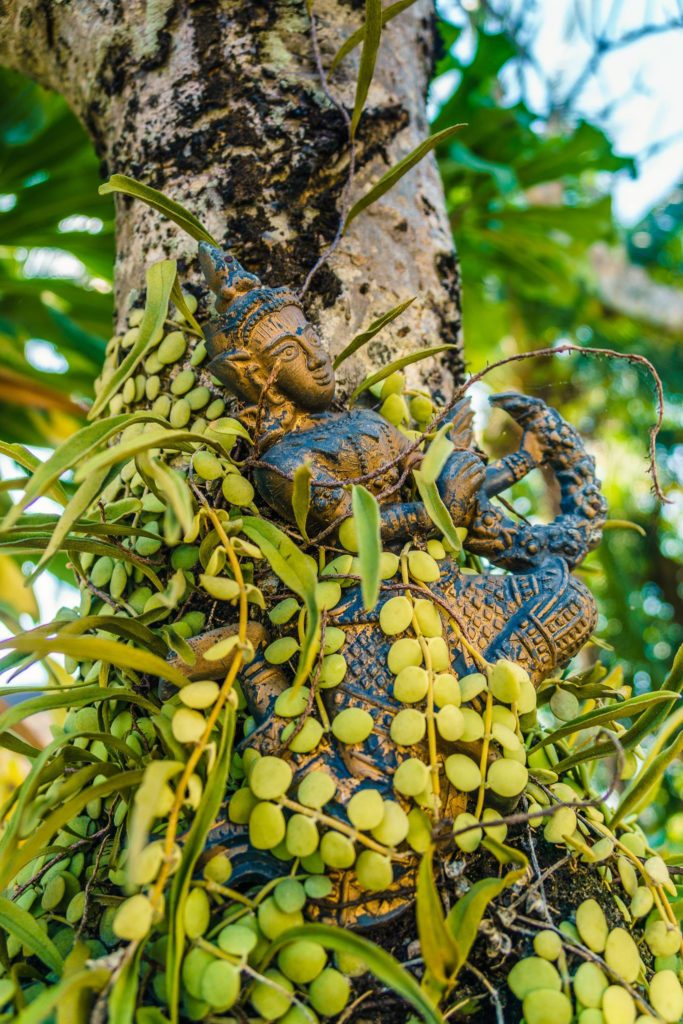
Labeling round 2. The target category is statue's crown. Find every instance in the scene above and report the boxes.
[198,242,302,355]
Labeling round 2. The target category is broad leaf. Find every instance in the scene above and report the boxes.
[0,634,189,689]
[2,412,167,529]
[242,517,320,687]
[528,690,679,754]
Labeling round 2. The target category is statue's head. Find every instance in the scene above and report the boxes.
[198,243,335,412]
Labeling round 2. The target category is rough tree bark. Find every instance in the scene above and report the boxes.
[0,0,463,399]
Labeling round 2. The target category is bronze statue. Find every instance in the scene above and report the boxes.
[199,242,605,570]
[179,243,607,926]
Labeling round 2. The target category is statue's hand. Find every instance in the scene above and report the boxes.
[437,450,486,523]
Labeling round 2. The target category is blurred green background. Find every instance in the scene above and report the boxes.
[0,2,680,848]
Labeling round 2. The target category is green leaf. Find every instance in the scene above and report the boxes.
[0,533,162,590]
[350,0,383,139]
[137,454,195,537]
[413,469,463,553]
[170,274,203,336]
[344,124,464,230]
[0,634,189,690]
[99,174,218,245]
[610,708,683,827]
[0,442,69,507]
[1,412,167,530]
[446,840,527,976]
[0,895,63,973]
[166,708,236,1019]
[127,760,184,890]
[241,518,320,688]
[26,468,109,583]
[88,259,177,419]
[107,942,145,1024]
[0,769,144,889]
[420,422,455,485]
[74,426,226,481]
[333,297,415,370]
[528,691,680,754]
[416,848,459,988]
[291,461,312,541]
[349,344,459,402]
[57,942,108,1024]
[0,682,156,738]
[330,0,419,72]
[352,485,381,611]
[261,923,445,1024]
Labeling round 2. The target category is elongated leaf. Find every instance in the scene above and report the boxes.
[610,709,683,827]
[0,683,157,736]
[166,709,235,1017]
[27,468,109,582]
[56,942,106,1024]
[344,124,465,230]
[170,274,203,336]
[292,461,312,541]
[138,454,195,536]
[350,0,383,138]
[0,534,162,589]
[420,422,455,485]
[0,441,69,506]
[127,760,184,889]
[75,426,227,481]
[350,344,459,402]
[446,840,527,976]
[333,297,415,370]
[99,174,218,245]
[528,691,679,754]
[330,0,419,71]
[1,412,167,530]
[352,485,381,611]
[0,895,63,973]
[242,518,320,687]
[0,634,189,689]
[261,923,445,1024]
[416,848,459,986]
[413,469,463,553]
[88,259,176,419]
[107,941,145,1024]
[0,769,144,889]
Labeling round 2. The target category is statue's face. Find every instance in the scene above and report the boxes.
[253,307,335,411]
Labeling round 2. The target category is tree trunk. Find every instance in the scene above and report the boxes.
[0,0,463,399]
